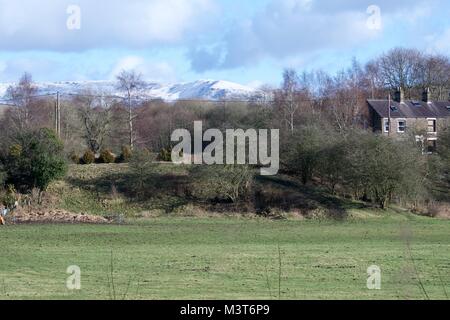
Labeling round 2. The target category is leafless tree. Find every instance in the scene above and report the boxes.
[364,60,385,99]
[419,54,450,100]
[5,73,38,130]
[376,48,424,98]
[73,90,113,153]
[277,69,302,134]
[115,70,146,150]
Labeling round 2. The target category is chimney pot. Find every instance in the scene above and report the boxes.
[394,87,405,103]
[422,87,431,103]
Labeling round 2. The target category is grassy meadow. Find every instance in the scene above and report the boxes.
[0,164,449,300]
[0,214,449,300]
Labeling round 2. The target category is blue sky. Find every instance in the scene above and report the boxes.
[0,0,449,87]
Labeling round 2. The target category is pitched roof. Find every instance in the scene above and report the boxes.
[368,99,450,118]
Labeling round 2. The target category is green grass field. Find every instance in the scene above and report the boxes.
[1,213,449,300]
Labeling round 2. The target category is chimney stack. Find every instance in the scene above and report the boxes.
[422,87,431,103]
[394,87,405,103]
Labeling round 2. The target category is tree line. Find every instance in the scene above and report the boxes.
[1,47,450,214]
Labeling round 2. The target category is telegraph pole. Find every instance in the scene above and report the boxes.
[57,91,61,138]
[54,92,61,138]
[388,93,391,137]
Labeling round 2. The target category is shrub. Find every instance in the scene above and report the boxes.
[4,128,68,193]
[9,144,22,158]
[438,125,450,185]
[99,149,115,164]
[82,150,95,165]
[190,165,255,203]
[0,185,17,209]
[283,124,328,184]
[157,148,172,162]
[69,151,80,164]
[129,148,153,170]
[118,145,132,163]
[129,149,156,197]
[341,131,427,209]
[0,164,6,187]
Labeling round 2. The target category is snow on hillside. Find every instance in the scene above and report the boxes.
[0,79,263,101]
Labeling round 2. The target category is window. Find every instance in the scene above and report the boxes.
[397,120,406,133]
[383,119,390,133]
[427,140,437,154]
[427,119,437,133]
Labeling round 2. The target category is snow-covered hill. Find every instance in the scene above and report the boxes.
[0,79,263,101]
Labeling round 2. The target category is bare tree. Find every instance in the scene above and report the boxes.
[73,90,112,153]
[364,60,385,99]
[5,73,38,130]
[376,48,424,98]
[115,70,146,150]
[303,60,370,131]
[277,69,302,134]
[419,54,450,100]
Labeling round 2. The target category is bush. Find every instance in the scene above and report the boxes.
[438,125,450,184]
[283,124,330,184]
[190,165,255,203]
[99,149,115,164]
[129,149,156,197]
[4,128,68,193]
[69,151,80,164]
[9,144,22,158]
[0,185,17,209]
[283,124,429,209]
[0,164,6,187]
[82,150,95,164]
[341,131,427,209]
[118,145,132,163]
[157,148,172,162]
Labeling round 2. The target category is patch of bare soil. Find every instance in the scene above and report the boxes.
[425,203,450,219]
[6,208,110,224]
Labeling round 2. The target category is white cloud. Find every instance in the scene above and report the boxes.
[0,57,58,81]
[110,56,146,77]
[189,0,384,71]
[0,61,6,73]
[246,80,265,89]
[188,0,438,71]
[426,28,450,53]
[0,0,218,51]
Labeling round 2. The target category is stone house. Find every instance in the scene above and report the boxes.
[368,89,450,153]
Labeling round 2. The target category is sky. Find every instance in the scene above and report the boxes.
[0,0,449,87]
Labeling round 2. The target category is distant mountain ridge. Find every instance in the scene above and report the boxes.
[0,79,263,101]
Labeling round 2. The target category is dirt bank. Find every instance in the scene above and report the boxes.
[6,209,110,224]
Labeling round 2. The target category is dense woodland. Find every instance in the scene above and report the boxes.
[1,47,450,216]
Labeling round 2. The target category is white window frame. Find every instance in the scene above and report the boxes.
[383,118,390,133]
[427,118,437,134]
[397,119,406,133]
[426,137,438,154]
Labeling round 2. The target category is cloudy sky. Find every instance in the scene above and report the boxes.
[0,0,449,86]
